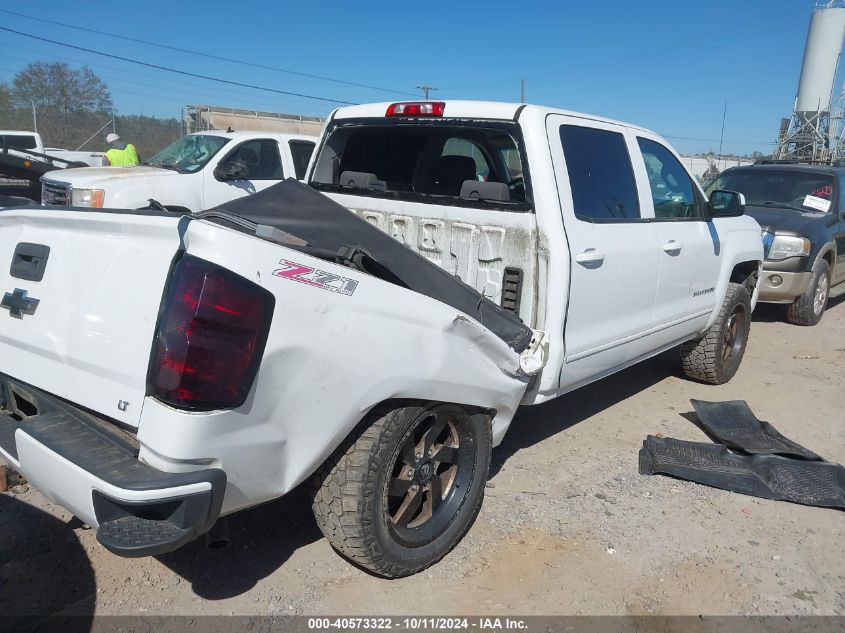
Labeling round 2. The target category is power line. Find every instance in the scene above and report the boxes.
[0,26,358,106]
[0,9,417,98]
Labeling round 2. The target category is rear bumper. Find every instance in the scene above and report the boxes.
[0,375,226,557]
[757,270,811,303]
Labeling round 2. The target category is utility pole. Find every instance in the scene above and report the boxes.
[30,100,37,133]
[520,79,525,103]
[416,84,438,100]
[717,100,727,171]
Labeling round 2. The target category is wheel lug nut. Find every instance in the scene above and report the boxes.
[427,449,432,457]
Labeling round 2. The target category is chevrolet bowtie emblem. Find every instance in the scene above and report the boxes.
[1,288,39,319]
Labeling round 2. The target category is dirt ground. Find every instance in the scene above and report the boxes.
[2,298,844,619]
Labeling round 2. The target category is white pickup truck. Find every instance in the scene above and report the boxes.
[0,101,762,578]
[0,130,105,167]
[41,130,318,212]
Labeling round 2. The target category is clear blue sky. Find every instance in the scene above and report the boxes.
[0,0,830,155]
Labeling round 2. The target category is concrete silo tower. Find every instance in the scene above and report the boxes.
[776,2,845,163]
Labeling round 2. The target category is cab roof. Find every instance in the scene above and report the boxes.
[330,100,654,134]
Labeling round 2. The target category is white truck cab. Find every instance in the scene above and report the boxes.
[308,100,764,396]
[0,101,762,580]
[41,130,317,212]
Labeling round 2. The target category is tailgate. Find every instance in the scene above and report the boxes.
[0,208,184,427]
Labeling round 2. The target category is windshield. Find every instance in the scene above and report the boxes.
[146,134,230,173]
[708,169,835,213]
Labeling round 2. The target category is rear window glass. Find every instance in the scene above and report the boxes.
[310,121,531,210]
[1,135,38,150]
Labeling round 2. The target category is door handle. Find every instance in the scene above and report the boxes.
[662,241,683,254]
[575,249,605,265]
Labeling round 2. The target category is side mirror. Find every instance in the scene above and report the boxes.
[214,160,248,182]
[708,189,746,218]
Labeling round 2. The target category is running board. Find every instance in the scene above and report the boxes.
[829,281,845,299]
[690,399,821,460]
[639,436,845,509]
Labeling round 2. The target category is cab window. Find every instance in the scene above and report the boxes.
[559,125,640,221]
[225,139,283,180]
[309,122,531,211]
[637,137,701,219]
[289,140,315,180]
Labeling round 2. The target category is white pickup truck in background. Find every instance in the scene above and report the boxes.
[0,101,762,580]
[0,130,104,167]
[41,130,318,212]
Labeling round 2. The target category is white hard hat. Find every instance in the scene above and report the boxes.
[106,133,120,144]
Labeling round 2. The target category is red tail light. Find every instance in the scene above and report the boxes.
[386,102,445,117]
[149,255,275,411]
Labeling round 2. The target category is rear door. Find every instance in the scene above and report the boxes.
[547,116,659,379]
[632,133,721,339]
[203,138,285,209]
[0,209,183,427]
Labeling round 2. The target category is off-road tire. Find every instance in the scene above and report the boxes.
[311,401,491,578]
[680,282,751,385]
[786,259,830,326]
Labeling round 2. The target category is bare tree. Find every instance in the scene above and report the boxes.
[12,62,113,147]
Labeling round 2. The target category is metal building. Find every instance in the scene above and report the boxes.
[775,2,845,163]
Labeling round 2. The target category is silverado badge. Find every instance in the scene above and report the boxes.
[1,288,40,319]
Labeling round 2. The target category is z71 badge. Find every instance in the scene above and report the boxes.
[272,260,359,296]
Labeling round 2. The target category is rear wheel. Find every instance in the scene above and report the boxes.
[311,401,491,578]
[786,259,830,326]
[680,282,751,385]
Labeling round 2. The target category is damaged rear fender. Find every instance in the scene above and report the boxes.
[134,240,537,514]
[257,286,532,494]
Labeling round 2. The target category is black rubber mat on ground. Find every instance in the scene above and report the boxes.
[639,435,845,509]
[690,399,822,460]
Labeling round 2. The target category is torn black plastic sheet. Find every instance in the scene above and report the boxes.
[639,436,845,509]
[691,399,822,460]
[211,179,535,353]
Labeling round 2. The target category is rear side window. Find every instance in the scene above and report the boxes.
[637,137,701,219]
[559,125,640,221]
[289,140,315,180]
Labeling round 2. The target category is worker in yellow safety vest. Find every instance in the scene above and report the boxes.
[103,133,140,166]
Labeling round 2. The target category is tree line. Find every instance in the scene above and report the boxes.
[0,62,182,158]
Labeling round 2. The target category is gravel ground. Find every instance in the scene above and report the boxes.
[2,298,844,618]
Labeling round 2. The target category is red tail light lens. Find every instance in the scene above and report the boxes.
[149,255,275,411]
[386,102,445,117]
